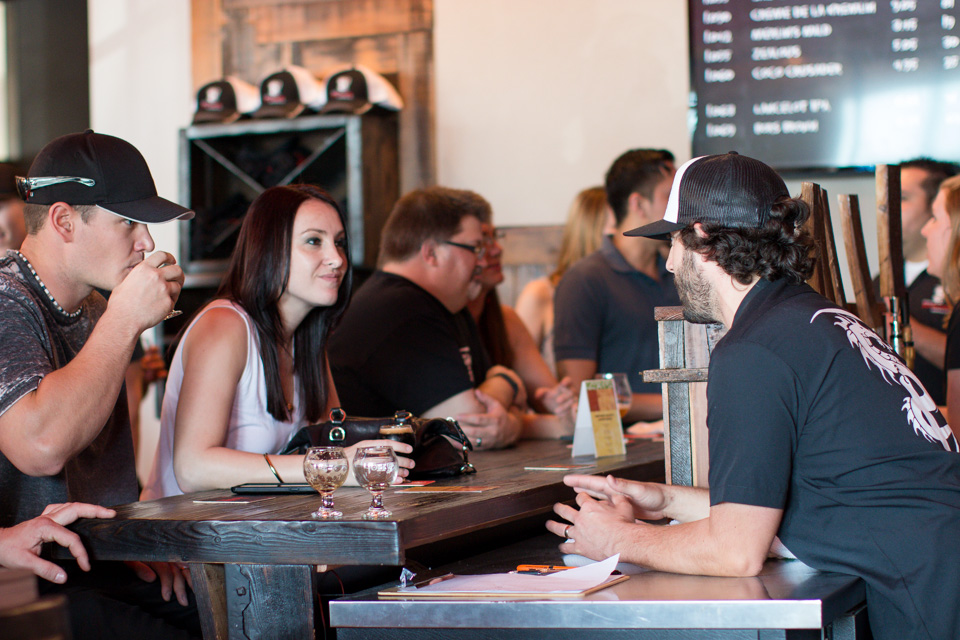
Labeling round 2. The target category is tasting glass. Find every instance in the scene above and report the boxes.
[303,446,349,519]
[352,445,399,519]
[595,372,633,420]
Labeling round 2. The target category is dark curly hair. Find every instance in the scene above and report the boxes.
[678,196,817,285]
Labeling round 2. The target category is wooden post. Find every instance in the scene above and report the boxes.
[876,165,905,299]
[801,182,828,298]
[838,194,884,330]
[644,307,724,488]
[818,187,847,308]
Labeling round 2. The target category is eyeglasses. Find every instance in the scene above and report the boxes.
[482,228,506,247]
[16,176,96,201]
[444,240,486,258]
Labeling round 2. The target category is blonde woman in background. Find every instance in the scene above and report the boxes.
[515,186,614,375]
[922,174,960,432]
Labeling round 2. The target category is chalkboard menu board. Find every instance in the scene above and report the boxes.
[689,0,960,170]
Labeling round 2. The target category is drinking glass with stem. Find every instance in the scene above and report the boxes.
[303,446,349,519]
[595,372,633,420]
[352,445,399,519]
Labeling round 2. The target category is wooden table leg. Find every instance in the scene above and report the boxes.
[190,563,228,640]
[224,563,315,640]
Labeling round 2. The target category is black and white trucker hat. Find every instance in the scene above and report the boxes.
[625,152,788,239]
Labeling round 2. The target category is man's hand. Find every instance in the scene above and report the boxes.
[564,474,672,521]
[126,560,192,606]
[548,489,638,561]
[0,502,115,584]
[534,376,576,417]
[107,251,185,332]
[456,388,522,449]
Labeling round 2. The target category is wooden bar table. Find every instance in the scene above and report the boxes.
[64,439,665,640]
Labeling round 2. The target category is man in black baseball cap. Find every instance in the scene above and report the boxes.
[0,131,199,639]
[551,153,960,640]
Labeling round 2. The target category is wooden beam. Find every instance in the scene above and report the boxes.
[838,194,883,329]
[819,187,846,307]
[876,164,905,299]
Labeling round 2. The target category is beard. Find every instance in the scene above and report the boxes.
[676,249,721,325]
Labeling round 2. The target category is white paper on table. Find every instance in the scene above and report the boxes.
[410,554,621,594]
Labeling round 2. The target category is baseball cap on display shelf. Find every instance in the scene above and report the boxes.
[625,152,789,240]
[17,130,194,224]
[319,64,404,114]
[192,76,261,125]
[253,66,326,119]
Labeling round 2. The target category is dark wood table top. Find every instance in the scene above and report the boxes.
[70,439,665,567]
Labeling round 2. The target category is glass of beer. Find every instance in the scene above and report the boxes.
[303,446,349,519]
[353,445,399,519]
[596,372,632,420]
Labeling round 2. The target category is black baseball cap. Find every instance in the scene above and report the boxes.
[625,152,788,239]
[193,77,260,125]
[253,67,325,119]
[19,130,194,223]
[319,65,404,114]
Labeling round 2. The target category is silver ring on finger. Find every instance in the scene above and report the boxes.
[563,525,572,539]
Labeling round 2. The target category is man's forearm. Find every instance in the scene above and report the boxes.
[0,312,139,475]
[608,517,764,577]
[626,392,664,423]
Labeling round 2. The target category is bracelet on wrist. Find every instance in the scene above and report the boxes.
[263,453,284,483]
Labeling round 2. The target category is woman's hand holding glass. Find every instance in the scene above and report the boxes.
[353,445,400,519]
[342,440,414,485]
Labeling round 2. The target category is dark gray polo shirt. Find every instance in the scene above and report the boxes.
[553,236,679,392]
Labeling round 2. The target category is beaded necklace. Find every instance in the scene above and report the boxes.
[13,250,83,319]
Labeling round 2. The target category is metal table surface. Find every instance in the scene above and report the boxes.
[63,438,665,640]
[331,534,868,640]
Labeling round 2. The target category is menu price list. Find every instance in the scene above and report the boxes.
[689,0,960,169]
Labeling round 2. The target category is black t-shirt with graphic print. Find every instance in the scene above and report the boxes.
[708,278,960,640]
[328,271,489,417]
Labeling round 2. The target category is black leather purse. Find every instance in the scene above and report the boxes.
[282,408,477,480]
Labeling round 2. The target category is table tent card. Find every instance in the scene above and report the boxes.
[571,379,626,458]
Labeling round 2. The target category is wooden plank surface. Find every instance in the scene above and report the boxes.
[67,440,664,566]
[876,164,904,299]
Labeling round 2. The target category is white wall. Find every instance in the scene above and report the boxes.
[435,0,691,226]
[89,0,192,263]
[434,0,880,291]
[88,0,192,479]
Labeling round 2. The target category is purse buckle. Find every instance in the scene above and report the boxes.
[329,426,346,442]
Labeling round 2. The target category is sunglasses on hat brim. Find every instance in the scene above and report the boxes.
[16,176,96,201]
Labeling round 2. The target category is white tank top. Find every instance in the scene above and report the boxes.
[142,300,305,498]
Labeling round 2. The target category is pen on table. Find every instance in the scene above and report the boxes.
[514,564,575,574]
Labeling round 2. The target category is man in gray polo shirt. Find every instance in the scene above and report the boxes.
[554,149,679,423]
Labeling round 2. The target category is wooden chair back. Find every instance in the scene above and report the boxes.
[800,182,846,308]
[643,308,724,487]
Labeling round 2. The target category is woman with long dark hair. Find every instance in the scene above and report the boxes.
[142,185,412,498]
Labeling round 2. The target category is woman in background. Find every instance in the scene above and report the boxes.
[514,186,614,374]
[467,220,575,435]
[143,185,412,498]
[922,174,960,436]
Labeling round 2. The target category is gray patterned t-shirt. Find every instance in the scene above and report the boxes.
[0,251,137,526]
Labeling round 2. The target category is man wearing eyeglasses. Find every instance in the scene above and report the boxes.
[0,131,198,639]
[329,186,526,450]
